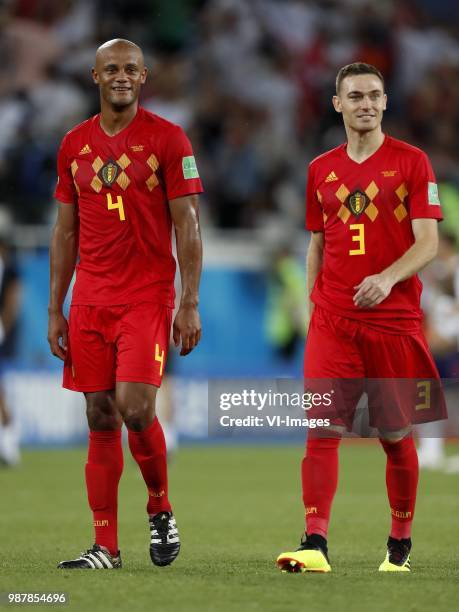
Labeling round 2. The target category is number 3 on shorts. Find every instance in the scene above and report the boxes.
[155,343,165,376]
[106,193,125,221]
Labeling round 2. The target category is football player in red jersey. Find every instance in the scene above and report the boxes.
[276,63,445,574]
[48,39,203,570]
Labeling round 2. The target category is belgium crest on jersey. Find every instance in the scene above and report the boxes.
[347,190,368,217]
[99,160,120,187]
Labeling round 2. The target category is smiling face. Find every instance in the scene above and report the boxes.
[92,41,147,110]
[333,73,387,134]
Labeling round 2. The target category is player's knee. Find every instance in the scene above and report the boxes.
[116,386,156,431]
[86,405,121,430]
[121,406,152,432]
[85,392,120,430]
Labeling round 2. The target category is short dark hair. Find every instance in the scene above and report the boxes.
[335,62,384,94]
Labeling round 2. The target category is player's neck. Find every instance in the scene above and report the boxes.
[99,102,139,136]
[345,128,385,163]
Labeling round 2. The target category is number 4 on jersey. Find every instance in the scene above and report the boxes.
[106,193,125,221]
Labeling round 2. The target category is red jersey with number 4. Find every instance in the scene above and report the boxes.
[306,135,442,333]
[54,106,203,307]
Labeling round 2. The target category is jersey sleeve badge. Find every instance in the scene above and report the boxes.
[182,156,199,179]
[428,182,440,205]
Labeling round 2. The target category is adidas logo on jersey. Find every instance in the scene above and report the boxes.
[325,171,338,182]
[79,144,92,155]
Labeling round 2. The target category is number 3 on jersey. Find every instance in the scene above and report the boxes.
[349,223,365,255]
[106,193,125,221]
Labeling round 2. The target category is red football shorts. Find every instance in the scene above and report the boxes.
[63,302,173,392]
[304,306,447,431]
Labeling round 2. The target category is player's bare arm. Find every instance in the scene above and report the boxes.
[47,202,78,360]
[169,194,202,356]
[354,218,438,308]
[306,231,324,320]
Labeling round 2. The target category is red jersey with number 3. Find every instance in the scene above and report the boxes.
[54,106,203,307]
[306,135,442,333]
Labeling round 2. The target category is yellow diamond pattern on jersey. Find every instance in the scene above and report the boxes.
[147,154,159,171]
[394,203,408,222]
[92,157,103,172]
[88,154,134,193]
[395,183,408,201]
[70,160,80,195]
[335,184,350,203]
[334,181,382,224]
[394,182,408,222]
[117,153,131,170]
[365,202,378,222]
[146,154,159,192]
[330,179,411,225]
[91,176,103,193]
[116,171,130,190]
[337,204,351,223]
[365,180,379,201]
[316,189,323,203]
[90,156,104,192]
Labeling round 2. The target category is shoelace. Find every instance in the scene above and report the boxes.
[151,515,171,539]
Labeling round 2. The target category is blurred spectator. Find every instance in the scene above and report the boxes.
[265,245,306,360]
[418,231,459,471]
[0,208,21,466]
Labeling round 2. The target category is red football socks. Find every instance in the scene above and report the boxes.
[85,429,123,556]
[301,437,341,538]
[127,417,171,515]
[380,434,418,540]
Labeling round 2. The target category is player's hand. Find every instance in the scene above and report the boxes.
[47,311,69,360]
[173,304,201,356]
[353,273,393,308]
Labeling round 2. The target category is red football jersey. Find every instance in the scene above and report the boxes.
[306,135,442,333]
[55,107,203,307]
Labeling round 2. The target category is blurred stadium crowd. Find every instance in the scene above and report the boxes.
[0,0,458,228]
[0,0,457,369]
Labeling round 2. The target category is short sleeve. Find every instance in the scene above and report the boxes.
[305,163,324,231]
[161,126,204,201]
[54,135,77,204]
[407,152,443,221]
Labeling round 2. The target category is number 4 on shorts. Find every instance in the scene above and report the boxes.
[155,343,165,376]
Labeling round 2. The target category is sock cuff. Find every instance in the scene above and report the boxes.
[89,429,122,442]
[307,437,341,451]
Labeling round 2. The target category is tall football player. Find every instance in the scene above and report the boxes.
[48,39,203,569]
[276,63,444,573]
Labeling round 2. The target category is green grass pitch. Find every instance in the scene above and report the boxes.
[1,442,458,611]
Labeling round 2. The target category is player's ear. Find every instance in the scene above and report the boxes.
[91,68,99,85]
[382,93,387,111]
[140,67,148,84]
[332,95,342,113]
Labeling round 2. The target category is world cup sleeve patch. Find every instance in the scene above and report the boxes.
[182,156,199,179]
[428,182,440,205]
